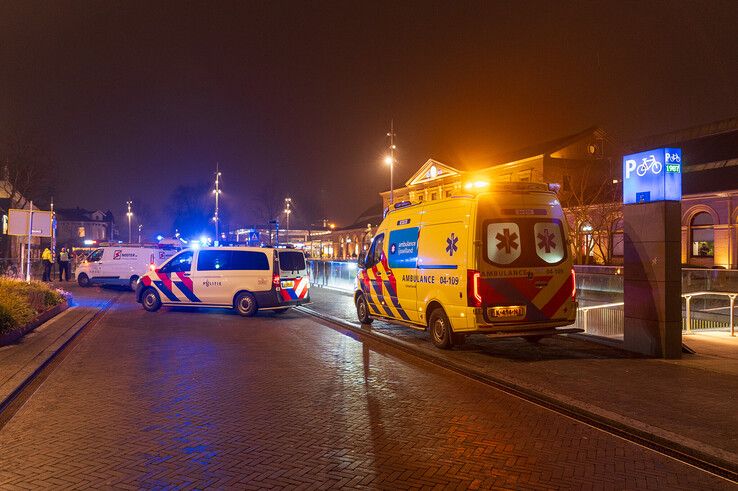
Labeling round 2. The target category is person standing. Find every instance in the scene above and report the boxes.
[58,247,71,281]
[41,247,53,281]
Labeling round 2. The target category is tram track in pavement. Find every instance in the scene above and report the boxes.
[0,294,121,432]
[295,304,738,484]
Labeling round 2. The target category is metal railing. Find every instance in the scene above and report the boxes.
[683,291,737,336]
[308,260,738,337]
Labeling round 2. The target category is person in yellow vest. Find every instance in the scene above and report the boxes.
[41,247,53,281]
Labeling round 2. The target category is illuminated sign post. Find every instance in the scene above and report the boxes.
[622,147,683,358]
[622,147,682,204]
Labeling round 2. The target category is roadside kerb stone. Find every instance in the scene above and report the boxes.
[297,304,738,480]
[0,300,69,347]
[0,295,118,417]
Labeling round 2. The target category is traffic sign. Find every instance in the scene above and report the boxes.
[8,208,53,237]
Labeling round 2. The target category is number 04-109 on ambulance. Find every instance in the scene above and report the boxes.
[354,182,579,349]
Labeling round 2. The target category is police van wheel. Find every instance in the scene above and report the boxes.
[356,295,373,324]
[142,288,161,312]
[129,276,139,291]
[235,292,258,317]
[429,308,453,349]
[77,273,90,287]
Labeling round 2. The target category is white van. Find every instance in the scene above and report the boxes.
[77,246,177,290]
[136,246,310,316]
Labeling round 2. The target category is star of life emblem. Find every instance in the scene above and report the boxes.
[445,233,458,256]
[487,223,521,265]
[534,222,564,263]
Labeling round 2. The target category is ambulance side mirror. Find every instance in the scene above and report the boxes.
[357,255,365,269]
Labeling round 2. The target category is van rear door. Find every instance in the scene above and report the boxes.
[477,191,574,325]
[277,250,309,301]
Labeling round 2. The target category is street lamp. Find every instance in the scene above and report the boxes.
[138,224,143,244]
[284,197,292,242]
[212,164,222,246]
[385,120,397,205]
[126,200,133,244]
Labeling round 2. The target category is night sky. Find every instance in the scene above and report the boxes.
[2,1,738,237]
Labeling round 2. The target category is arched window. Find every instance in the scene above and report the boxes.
[690,212,714,257]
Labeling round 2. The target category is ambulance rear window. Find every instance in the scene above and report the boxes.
[278,251,306,271]
[484,218,566,267]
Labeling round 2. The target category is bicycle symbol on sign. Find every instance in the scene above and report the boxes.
[636,155,663,177]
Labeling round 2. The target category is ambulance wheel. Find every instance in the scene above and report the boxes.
[235,292,258,317]
[356,295,373,324]
[129,276,139,291]
[142,288,161,312]
[77,273,90,287]
[273,308,289,315]
[429,308,453,349]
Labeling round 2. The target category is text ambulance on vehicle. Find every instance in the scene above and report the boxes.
[136,246,310,316]
[354,181,579,349]
[77,245,178,290]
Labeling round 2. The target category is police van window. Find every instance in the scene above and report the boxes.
[197,250,230,271]
[230,251,270,270]
[87,249,103,262]
[278,251,305,271]
[164,250,193,272]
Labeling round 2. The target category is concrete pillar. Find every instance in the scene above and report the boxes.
[623,201,682,358]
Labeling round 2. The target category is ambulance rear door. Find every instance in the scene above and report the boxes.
[477,190,574,325]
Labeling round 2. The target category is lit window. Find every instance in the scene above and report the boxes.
[690,212,714,257]
[77,227,85,238]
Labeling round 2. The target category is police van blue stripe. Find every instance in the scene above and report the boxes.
[173,281,201,302]
[153,281,180,302]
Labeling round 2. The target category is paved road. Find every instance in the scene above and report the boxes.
[0,290,732,489]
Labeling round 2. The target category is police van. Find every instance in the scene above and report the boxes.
[354,182,578,348]
[77,245,177,290]
[136,246,310,316]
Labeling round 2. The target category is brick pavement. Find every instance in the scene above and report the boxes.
[308,286,738,467]
[0,290,733,489]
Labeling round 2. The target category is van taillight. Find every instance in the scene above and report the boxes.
[467,270,482,307]
[273,274,281,290]
[570,268,577,299]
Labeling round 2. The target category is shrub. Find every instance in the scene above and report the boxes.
[0,278,68,335]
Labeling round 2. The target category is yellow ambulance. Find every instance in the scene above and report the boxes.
[354,181,578,348]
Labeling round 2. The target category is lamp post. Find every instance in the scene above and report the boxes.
[213,164,222,246]
[126,200,133,244]
[284,197,292,242]
[138,224,143,244]
[385,120,397,205]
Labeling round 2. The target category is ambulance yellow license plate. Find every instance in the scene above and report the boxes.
[489,306,526,318]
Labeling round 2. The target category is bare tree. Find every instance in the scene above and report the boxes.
[0,127,56,208]
[558,158,621,265]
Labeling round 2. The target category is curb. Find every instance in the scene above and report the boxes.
[0,301,69,347]
[297,305,738,482]
[0,296,117,426]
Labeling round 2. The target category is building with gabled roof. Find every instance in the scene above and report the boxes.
[380,127,614,211]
